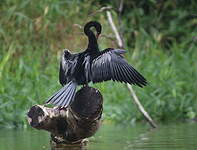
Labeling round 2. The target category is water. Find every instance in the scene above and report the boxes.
[0,123,197,150]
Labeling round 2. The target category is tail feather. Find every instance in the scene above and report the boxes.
[61,85,76,107]
[56,83,74,107]
[54,83,73,106]
[46,86,66,104]
[46,81,77,107]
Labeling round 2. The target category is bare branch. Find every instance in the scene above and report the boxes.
[73,24,83,29]
[89,6,113,16]
[106,11,124,48]
[127,84,157,128]
[118,0,124,13]
[106,10,157,128]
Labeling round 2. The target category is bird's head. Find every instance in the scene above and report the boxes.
[84,21,102,39]
[94,21,102,39]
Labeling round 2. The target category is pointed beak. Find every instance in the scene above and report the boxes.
[96,33,100,39]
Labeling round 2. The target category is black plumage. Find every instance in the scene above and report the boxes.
[46,21,147,107]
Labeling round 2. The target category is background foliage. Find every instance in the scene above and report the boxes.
[0,0,196,128]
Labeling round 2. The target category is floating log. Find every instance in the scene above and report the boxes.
[27,86,103,148]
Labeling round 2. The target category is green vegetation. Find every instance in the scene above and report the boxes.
[0,0,196,128]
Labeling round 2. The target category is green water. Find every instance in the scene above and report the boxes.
[0,123,197,150]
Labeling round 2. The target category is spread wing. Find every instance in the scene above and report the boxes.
[90,49,147,87]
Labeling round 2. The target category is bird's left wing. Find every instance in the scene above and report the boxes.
[90,48,147,87]
[59,51,78,85]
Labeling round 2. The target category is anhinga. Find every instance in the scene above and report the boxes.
[46,21,147,107]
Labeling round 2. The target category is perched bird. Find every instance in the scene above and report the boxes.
[46,21,147,107]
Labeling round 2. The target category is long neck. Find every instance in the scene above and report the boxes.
[86,31,99,51]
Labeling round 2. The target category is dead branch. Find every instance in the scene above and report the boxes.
[89,6,113,16]
[106,10,157,128]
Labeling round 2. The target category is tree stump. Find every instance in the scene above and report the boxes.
[27,86,103,149]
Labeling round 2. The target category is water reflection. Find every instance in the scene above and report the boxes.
[51,139,88,150]
[51,144,87,150]
[0,123,197,150]
[123,123,197,150]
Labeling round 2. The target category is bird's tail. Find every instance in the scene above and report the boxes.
[46,81,77,107]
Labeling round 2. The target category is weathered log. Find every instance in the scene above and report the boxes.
[27,86,103,148]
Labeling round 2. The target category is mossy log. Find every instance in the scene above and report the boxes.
[27,86,103,148]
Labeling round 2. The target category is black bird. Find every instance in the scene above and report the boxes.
[46,21,147,107]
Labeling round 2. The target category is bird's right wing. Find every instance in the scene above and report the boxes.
[90,48,147,87]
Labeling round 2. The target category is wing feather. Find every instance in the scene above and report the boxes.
[90,49,147,87]
[118,64,133,84]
